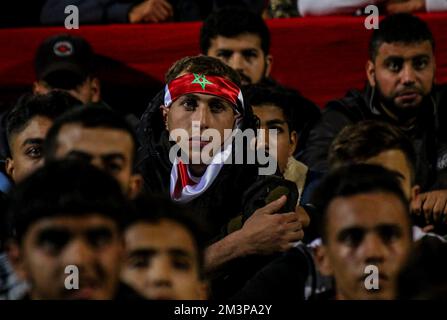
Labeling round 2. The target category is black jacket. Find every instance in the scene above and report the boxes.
[300,84,447,191]
[136,90,303,299]
[136,90,262,243]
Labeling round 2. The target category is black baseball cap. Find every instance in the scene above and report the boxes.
[35,34,95,87]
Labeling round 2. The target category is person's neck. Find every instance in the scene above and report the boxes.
[379,102,418,130]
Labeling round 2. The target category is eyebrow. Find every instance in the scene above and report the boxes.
[337,224,402,237]
[22,138,44,147]
[128,248,192,259]
[265,119,287,126]
[66,150,126,162]
[101,153,126,162]
[384,54,430,62]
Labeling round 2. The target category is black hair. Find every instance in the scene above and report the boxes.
[6,91,82,150]
[312,164,411,243]
[125,195,207,280]
[369,13,435,60]
[200,7,270,55]
[243,83,320,136]
[43,106,139,165]
[328,120,417,184]
[6,160,131,244]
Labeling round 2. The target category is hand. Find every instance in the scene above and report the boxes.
[385,0,426,14]
[240,195,305,256]
[411,189,447,224]
[129,0,173,23]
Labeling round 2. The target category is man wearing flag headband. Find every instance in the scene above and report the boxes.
[136,56,308,298]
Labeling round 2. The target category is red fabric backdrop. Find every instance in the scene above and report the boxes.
[0,13,446,108]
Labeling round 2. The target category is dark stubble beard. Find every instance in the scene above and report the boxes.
[374,77,430,123]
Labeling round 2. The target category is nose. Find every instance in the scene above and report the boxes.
[148,256,172,288]
[61,238,96,271]
[192,105,211,130]
[256,127,270,151]
[359,233,387,266]
[229,53,245,72]
[89,157,104,171]
[401,63,417,86]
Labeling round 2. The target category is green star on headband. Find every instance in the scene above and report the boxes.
[191,73,213,90]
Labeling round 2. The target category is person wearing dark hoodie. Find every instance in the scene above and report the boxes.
[301,14,447,226]
[136,55,309,298]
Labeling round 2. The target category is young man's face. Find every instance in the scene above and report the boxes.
[367,41,435,111]
[364,149,413,200]
[6,116,53,183]
[121,219,206,300]
[51,124,139,198]
[207,34,272,85]
[17,214,123,300]
[253,104,297,174]
[161,93,237,170]
[318,192,412,300]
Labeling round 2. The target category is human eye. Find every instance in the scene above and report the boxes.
[413,57,429,70]
[386,59,403,72]
[25,145,42,159]
[338,228,364,248]
[181,97,198,111]
[36,229,70,255]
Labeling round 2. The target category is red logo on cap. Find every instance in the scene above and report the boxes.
[53,41,74,57]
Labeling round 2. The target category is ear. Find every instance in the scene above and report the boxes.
[160,105,170,130]
[5,157,15,181]
[265,54,273,78]
[411,184,421,201]
[90,77,101,103]
[127,173,143,200]
[32,81,50,95]
[288,131,298,157]
[366,60,376,87]
[314,245,334,277]
[6,241,28,282]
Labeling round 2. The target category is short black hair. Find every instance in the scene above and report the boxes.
[6,91,82,150]
[125,196,207,279]
[43,106,139,165]
[6,160,131,244]
[312,164,411,243]
[328,120,417,184]
[200,7,270,55]
[369,13,435,60]
[243,83,320,136]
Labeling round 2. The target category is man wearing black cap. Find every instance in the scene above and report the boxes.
[33,33,101,105]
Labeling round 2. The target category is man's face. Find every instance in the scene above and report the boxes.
[162,93,237,168]
[19,214,123,300]
[253,105,297,174]
[121,219,206,300]
[207,34,271,85]
[52,125,136,195]
[6,116,53,183]
[319,192,412,300]
[364,149,413,200]
[367,41,435,111]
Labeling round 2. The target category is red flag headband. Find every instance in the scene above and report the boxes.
[164,73,244,114]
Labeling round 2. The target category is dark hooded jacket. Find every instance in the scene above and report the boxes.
[136,90,262,243]
[300,84,447,191]
[136,89,308,299]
